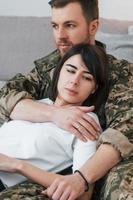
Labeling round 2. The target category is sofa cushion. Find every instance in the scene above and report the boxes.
[96,32,133,63]
[0,16,55,81]
[99,18,133,34]
[128,25,133,35]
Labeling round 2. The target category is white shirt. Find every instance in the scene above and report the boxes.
[0,98,99,187]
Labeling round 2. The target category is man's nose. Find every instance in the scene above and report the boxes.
[58,27,67,39]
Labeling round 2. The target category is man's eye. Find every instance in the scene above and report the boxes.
[67,24,76,28]
[52,24,58,29]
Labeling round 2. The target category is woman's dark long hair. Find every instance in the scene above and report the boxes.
[49,43,109,113]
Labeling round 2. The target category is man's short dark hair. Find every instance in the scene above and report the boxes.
[48,0,99,21]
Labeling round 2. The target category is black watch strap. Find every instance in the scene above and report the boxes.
[74,170,89,192]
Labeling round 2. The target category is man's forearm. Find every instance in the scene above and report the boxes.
[80,144,120,184]
[10,99,55,122]
[10,98,100,140]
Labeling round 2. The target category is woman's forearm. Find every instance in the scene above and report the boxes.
[80,144,121,184]
[17,160,61,187]
[0,154,61,188]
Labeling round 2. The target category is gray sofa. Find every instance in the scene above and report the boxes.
[0,16,133,89]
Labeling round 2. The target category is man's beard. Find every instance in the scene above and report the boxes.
[57,39,73,56]
[57,37,91,56]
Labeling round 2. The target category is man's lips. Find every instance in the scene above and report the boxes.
[57,42,72,47]
[58,44,70,48]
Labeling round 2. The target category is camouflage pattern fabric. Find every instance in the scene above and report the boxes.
[0,47,132,156]
[0,157,132,200]
[99,157,133,200]
[0,42,133,199]
[0,49,61,125]
[93,157,133,200]
[0,181,46,200]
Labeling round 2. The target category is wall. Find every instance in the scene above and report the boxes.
[0,0,50,16]
[99,0,133,20]
[0,0,133,20]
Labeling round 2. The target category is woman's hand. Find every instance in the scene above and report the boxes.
[42,173,85,200]
[0,153,20,173]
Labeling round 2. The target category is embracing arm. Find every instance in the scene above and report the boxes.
[100,56,133,158]
[0,143,119,200]
[11,98,99,141]
[80,143,120,183]
[0,50,60,125]
[43,58,133,200]
[0,53,100,140]
[0,67,48,124]
[42,143,120,200]
[0,82,99,141]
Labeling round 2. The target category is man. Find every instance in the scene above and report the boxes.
[0,0,132,200]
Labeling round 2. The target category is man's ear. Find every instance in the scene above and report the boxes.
[88,19,99,36]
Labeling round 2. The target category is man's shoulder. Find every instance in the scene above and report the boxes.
[107,54,133,72]
[108,54,133,76]
[34,49,61,68]
[107,54,133,88]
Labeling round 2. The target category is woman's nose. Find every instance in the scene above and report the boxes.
[70,75,80,85]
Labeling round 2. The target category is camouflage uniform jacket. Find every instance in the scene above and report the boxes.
[0,47,133,160]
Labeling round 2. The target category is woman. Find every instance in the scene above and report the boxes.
[0,43,108,199]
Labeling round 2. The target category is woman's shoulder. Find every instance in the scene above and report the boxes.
[37,98,54,105]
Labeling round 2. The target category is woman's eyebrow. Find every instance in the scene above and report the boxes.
[66,64,90,74]
[66,64,77,69]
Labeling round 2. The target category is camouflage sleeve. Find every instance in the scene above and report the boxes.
[0,64,52,125]
[0,50,60,126]
[97,57,133,159]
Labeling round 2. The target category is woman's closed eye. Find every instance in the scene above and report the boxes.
[82,74,94,81]
[66,69,76,74]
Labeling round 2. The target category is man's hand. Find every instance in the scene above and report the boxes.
[52,106,101,141]
[11,99,101,141]
[42,173,85,200]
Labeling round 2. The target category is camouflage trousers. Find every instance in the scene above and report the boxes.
[0,157,132,200]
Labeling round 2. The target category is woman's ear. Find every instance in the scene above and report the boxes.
[91,85,98,94]
[88,19,99,36]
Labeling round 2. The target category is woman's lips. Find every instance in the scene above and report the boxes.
[65,88,78,95]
